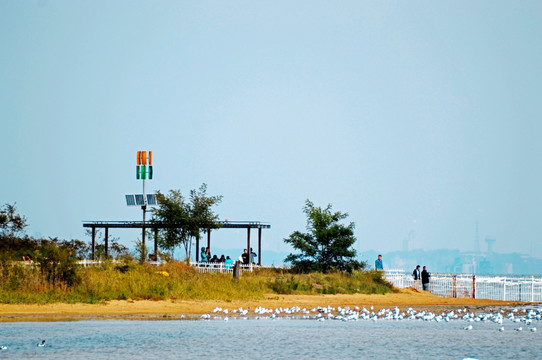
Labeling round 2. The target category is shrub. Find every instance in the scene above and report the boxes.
[36,242,80,287]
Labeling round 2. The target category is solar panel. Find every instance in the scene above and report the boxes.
[125,194,136,206]
[135,194,145,206]
[126,194,158,206]
[146,194,157,205]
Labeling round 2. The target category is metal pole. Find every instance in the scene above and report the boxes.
[91,227,96,260]
[142,205,146,262]
[196,234,200,262]
[258,226,262,266]
[142,175,147,262]
[472,274,476,299]
[207,229,211,250]
[532,276,535,303]
[154,227,158,260]
[105,227,109,259]
[247,228,251,266]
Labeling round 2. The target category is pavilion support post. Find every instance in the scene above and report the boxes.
[91,227,96,261]
[247,228,251,265]
[104,227,109,259]
[196,234,200,262]
[154,227,158,260]
[258,227,262,266]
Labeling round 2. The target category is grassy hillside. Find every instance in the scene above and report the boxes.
[0,261,394,304]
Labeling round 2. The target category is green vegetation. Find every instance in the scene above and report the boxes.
[0,260,394,304]
[152,184,223,260]
[0,199,392,305]
[284,200,366,273]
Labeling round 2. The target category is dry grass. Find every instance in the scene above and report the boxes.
[0,262,393,304]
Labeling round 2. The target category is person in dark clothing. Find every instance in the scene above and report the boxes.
[241,249,249,265]
[412,265,421,288]
[421,266,430,291]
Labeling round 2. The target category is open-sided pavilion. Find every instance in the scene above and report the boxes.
[82,220,270,265]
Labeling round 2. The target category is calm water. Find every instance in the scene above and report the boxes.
[0,318,540,359]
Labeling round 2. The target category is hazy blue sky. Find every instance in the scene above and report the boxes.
[1,1,541,260]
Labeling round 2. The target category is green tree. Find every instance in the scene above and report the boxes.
[153,189,190,256]
[284,200,365,273]
[0,203,27,237]
[187,183,223,258]
[152,184,222,260]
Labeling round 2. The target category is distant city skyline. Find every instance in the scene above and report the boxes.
[2,2,541,259]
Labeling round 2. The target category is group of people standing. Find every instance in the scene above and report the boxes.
[374,255,431,291]
[412,264,431,291]
[240,248,257,265]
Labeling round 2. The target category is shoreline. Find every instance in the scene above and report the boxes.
[0,288,536,322]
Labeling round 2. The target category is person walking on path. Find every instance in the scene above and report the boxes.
[375,255,383,270]
[421,266,431,291]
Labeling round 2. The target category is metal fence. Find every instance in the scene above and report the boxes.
[384,269,542,302]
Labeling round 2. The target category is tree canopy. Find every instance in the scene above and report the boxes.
[152,184,222,259]
[0,203,27,237]
[284,200,365,273]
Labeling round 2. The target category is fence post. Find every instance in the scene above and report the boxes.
[472,274,476,299]
[233,260,240,279]
[503,278,506,301]
[452,275,457,298]
[532,276,535,303]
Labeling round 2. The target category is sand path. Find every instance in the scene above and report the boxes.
[0,288,531,322]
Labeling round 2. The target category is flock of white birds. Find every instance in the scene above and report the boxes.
[0,305,538,353]
[200,304,540,335]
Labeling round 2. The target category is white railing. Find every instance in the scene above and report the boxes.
[191,261,273,273]
[384,269,542,301]
[192,262,235,274]
[15,260,268,273]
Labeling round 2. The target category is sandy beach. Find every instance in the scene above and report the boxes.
[0,288,530,322]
